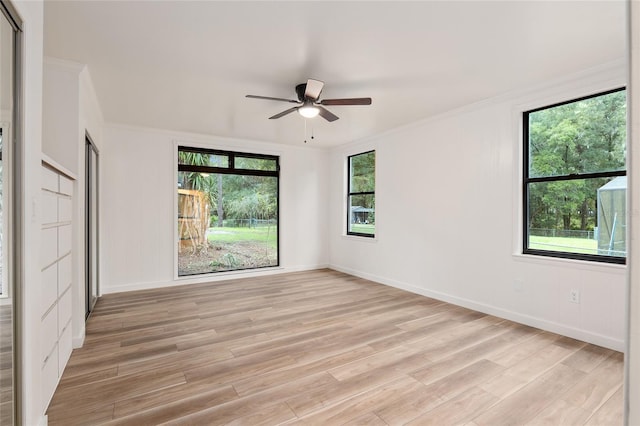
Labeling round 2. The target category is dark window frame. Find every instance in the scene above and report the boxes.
[347,150,375,238]
[177,146,280,275]
[522,87,626,264]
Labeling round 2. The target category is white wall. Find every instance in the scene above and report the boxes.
[100,125,329,294]
[75,65,103,345]
[42,59,80,173]
[329,62,628,351]
[43,59,104,349]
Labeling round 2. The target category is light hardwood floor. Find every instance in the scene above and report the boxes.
[1,304,15,425]
[46,269,623,425]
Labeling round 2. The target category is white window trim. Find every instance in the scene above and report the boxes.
[511,64,627,267]
[172,139,283,280]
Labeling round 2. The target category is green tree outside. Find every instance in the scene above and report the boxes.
[527,90,626,234]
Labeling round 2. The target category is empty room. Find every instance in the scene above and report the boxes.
[1,0,639,425]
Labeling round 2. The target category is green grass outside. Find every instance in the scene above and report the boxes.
[205,227,599,255]
[529,235,597,255]
[207,226,277,249]
[351,223,375,235]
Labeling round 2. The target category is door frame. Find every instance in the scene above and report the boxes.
[0,0,23,423]
[85,132,99,318]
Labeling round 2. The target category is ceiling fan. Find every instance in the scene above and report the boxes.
[246,79,372,122]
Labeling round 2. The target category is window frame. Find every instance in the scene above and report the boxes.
[346,150,375,238]
[522,87,626,264]
[177,145,280,275]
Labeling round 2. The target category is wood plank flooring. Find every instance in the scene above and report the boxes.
[0,304,15,425]
[46,269,623,425]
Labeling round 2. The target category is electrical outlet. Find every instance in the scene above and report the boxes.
[570,289,580,304]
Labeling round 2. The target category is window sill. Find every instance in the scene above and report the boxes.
[341,234,378,243]
[512,253,626,274]
[174,266,284,282]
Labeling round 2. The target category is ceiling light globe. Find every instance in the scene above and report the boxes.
[298,105,320,118]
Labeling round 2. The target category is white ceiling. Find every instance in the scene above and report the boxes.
[43,1,626,147]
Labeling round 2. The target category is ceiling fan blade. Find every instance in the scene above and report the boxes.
[320,97,372,106]
[304,79,324,100]
[246,95,299,104]
[269,106,299,119]
[317,106,339,122]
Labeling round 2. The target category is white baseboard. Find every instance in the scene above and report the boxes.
[101,264,329,295]
[73,325,85,349]
[38,414,48,426]
[98,262,623,351]
[329,264,624,352]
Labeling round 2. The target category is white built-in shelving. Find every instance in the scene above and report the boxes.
[41,155,75,407]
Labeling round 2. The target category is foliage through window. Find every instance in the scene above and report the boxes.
[348,151,375,237]
[177,147,279,275]
[523,88,626,263]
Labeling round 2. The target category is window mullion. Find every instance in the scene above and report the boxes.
[526,170,626,184]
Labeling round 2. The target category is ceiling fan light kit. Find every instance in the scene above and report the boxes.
[246,78,372,122]
[298,102,320,118]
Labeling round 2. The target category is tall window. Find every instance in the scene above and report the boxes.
[177,147,279,275]
[347,150,375,237]
[523,88,626,263]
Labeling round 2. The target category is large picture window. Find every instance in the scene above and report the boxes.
[523,88,626,263]
[347,150,375,237]
[177,146,279,275]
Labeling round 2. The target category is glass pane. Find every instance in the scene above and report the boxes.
[235,156,277,171]
[178,171,278,275]
[178,149,229,168]
[527,177,626,257]
[349,151,375,193]
[349,194,375,236]
[528,90,626,178]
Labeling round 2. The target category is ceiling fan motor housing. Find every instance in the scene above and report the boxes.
[295,83,307,101]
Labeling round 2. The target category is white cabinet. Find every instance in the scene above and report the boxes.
[41,308,58,365]
[41,264,58,316]
[41,159,76,408]
[41,228,58,270]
